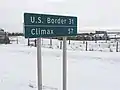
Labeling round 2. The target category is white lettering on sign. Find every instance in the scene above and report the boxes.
[41,30,46,35]
[46,30,51,34]
[31,29,35,35]
[30,16,35,23]
[68,28,74,34]
[47,17,67,24]
[69,19,74,25]
[51,30,54,34]
[36,29,39,35]
[38,17,42,23]
[30,16,42,24]
[31,28,54,35]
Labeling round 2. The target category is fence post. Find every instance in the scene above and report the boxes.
[4,32,7,44]
[50,38,52,48]
[83,41,85,44]
[60,40,62,49]
[116,41,119,52]
[35,39,37,47]
[86,41,88,51]
[17,37,18,44]
[68,39,70,45]
[95,38,97,43]
[105,37,107,43]
[28,38,30,46]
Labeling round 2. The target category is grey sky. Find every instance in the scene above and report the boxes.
[0,0,120,32]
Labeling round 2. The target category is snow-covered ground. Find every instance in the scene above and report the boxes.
[0,36,120,90]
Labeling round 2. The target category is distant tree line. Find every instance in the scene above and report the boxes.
[8,32,24,36]
[57,32,110,41]
[7,31,110,41]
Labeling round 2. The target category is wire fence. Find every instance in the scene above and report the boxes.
[9,36,120,52]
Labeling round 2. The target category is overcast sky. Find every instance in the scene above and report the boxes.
[0,0,120,32]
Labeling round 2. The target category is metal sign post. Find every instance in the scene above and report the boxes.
[37,38,42,90]
[63,37,67,90]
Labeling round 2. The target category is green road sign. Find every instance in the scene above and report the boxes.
[24,13,77,38]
